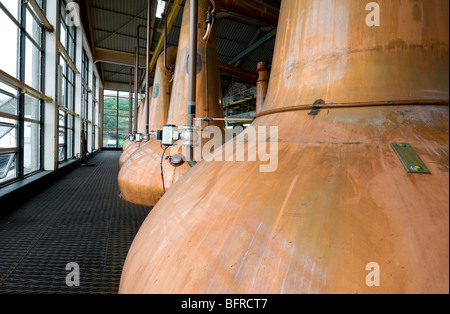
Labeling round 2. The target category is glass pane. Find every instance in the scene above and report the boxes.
[25,38,41,91]
[67,115,74,129]
[0,118,18,148]
[2,0,19,20]
[60,21,67,49]
[25,94,40,120]
[118,117,129,129]
[58,146,66,162]
[67,82,74,110]
[104,96,117,109]
[0,153,16,183]
[118,98,129,111]
[118,129,129,147]
[104,90,117,97]
[118,109,129,117]
[24,121,40,174]
[67,129,73,158]
[0,9,19,79]
[104,109,116,116]
[59,127,66,145]
[58,110,66,127]
[103,132,118,148]
[103,116,117,129]
[68,35,75,60]
[26,7,41,44]
[0,86,18,116]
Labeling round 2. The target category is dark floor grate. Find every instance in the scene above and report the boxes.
[0,152,151,294]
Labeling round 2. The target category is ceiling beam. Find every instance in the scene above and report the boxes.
[85,0,96,58]
[93,27,147,42]
[103,81,132,92]
[227,29,277,65]
[95,48,150,68]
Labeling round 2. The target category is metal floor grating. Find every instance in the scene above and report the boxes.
[0,152,151,294]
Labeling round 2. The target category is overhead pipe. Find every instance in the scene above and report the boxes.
[144,0,152,141]
[186,0,199,166]
[202,0,217,42]
[219,62,256,82]
[134,25,146,135]
[216,0,279,27]
[162,0,175,73]
[129,67,133,134]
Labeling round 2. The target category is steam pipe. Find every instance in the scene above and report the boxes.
[219,62,257,82]
[202,0,216,42]
[163,1,173,72]
[134,47,139,134]
[187,0,198,166]
[145,0,152,139]
[134,25,146,134]
[129,67,133,134]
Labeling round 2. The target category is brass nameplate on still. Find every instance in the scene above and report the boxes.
[391,143,431,174]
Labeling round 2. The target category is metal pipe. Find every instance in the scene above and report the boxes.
[187,0,198,166]
[134,47,139,134]
[202,0,216,42]
[134,25,146,134]
[219,62,256,82]
[129,67,133,134]
[145,0,152,138]
[163,0,173,72]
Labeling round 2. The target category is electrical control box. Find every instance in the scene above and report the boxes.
[162,125,180,146]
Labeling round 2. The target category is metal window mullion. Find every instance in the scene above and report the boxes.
[64,112,68,161]
[116,91,119,148]
[18,0,26,179]
[24,29,42,51]
[40,0,45,171]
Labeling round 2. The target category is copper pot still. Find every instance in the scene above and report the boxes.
[120,0,449,294]
[118,0,224,206]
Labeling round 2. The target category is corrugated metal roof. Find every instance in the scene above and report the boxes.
[88,0,279,89]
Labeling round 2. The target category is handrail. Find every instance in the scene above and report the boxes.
[25,0,55,32]
[0,70,52,103]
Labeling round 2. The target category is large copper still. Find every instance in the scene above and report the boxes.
[120,0,449,294]
[119,90,151,168]
[118,0,224,206]
[119,46,178,168]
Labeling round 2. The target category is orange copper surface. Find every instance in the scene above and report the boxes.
[149,46,178,132]
[256,61,270,114]
[120,0,449,294]
[119,96,150,168]
[118,0,224,206]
